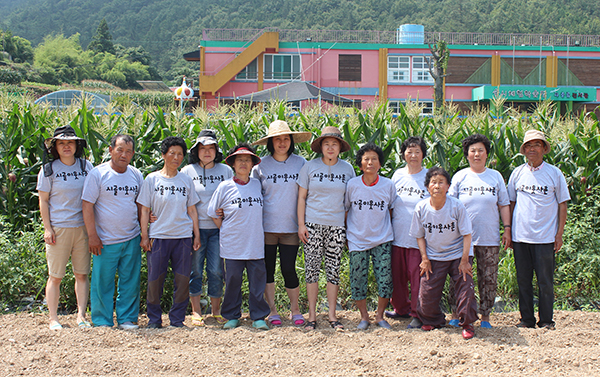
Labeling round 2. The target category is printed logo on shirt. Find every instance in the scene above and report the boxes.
[352,199,387,211]
[459,186,497,196]
[56,170,88,181]
[106,185,139,196]
[154,185,188,196]
[423,222,456,233]
[266,173,299,184]
[192,175,226,186]
[231,196,263,208]
[517,184,549,195]
[397,185,426,198]
[312,172,349,183]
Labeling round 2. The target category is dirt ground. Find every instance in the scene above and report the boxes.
[1,310,599,376]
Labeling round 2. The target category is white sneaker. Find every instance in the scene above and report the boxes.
[118,321,139,330]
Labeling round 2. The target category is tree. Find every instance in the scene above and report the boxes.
[34,33,93,84]
[428,40,450,112]
[88,19,115,55]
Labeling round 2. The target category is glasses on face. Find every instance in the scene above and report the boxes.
[524,141,544,150]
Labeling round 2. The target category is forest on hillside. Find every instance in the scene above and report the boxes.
[1,0,600,82]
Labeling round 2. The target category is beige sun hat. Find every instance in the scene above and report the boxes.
[311,126,351,154]
[519,130,551,155]
[252,120,313,146]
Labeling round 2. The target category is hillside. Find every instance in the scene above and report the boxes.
[2,0,600,80]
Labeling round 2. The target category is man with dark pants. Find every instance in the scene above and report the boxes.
[508,130,570,329]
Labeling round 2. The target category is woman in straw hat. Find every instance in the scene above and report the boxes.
[251,120,312,327]
[297,126,355,330]
[37,125,94,330]
[182,130,233,326]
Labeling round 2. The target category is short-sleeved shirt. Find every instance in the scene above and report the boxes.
[36,159,94,228]
[391,167,429,249]
[345,175,396,251]
[207,178,264,260]
[251,154,306,233]
[81,162,144,245]
[181,163,233,229]
[297,158,356,227]
[507,162,571,244]
[136,171,200,239]
[449,168,510,246]
[409,196,473,261]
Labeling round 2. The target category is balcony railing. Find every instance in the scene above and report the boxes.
[202,28,600,47]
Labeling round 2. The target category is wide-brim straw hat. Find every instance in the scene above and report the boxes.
[310,126,351,154]
[44,125,87,149]
[252,120,312,146]
[225,147,261,166]
[519,130,551,155]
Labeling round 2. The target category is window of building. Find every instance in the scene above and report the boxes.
[388,56,410,83]
[264,54,301,81]
[338,54,362,81]
[412,56,433,82]
[389,101,434,116]
[236,58,258,80]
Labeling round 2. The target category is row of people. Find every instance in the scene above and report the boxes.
[37,124,569,338]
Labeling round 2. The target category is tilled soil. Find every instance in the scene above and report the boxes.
[1,310,599,376]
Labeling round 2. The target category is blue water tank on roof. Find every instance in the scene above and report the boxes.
[397,24,425,44]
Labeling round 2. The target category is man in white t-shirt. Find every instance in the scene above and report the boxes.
[508,130,570,330]
[82,135,144,329]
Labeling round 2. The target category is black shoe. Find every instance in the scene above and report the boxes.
[170,323,186,328]
[516,322,535,329]
[147,323,162,329]
[538,322,555,330]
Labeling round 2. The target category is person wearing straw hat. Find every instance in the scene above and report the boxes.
[507,130,570,329]
[297,126,355,330]
[207,143,270,330]
[37,126,93,330]
[251,120,311,327]
[182,130,233,326]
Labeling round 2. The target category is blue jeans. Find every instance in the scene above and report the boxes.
[189,228,224,298]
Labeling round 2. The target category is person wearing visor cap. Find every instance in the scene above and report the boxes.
[207,143,270,330]
[181,130,233,326]
[37,125,93,330]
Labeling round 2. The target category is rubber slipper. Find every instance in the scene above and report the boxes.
[78,320,92,329]
[223,319,239,329]
[291,314,305,327]
[376,320,392,329]
[384,310,411,319]
[304,321,317,330]
[192,315,205,327]
[267,314,282,327]
[329,320,344,330]
[480,321,492,329]
[407,317,423,329]
[252,319,269,330]
[448,319,460,327]
[49,321,62,330]
[357,320,370,330]
[213,315,227,325]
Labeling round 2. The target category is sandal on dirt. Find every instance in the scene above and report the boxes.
[304,321,317,330]
[329,320,344,330]
[267,314,282,327]
[49,321,63,330]
[77,320,92,329]
[291,314,306,327]
[213,315,227,325]
[192,315,205,327]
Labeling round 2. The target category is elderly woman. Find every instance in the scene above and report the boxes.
[37,126,93,330]
[410,167,478,340]
[298,126,355,330]
[251,120,311,327]
[137,136,201,328]
[448,134,511,328]
[207,143,270,330]
[345,143,396,330]
[387,136,429,329]
[181,130,233,326]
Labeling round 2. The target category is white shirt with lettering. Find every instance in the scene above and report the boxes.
[391,167,429,249]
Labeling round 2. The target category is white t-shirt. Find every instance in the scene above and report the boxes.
[251,154,306,233]
[297,158,356,227]
[391,167,429,249]
[207,179,264,260]
[409,196,473,261]
[449,168,510,246]
[37,159,94,228]
[81,162,144,245]
[136,171,200,239]
[507,162,571,244]
[181,163,233,229]
[345,175,396,251]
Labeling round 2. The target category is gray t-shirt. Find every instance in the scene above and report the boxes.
[297,158,356,227]
[36,159,94,228]
[409,196,473,261]
[181,163,233,229]
[391,167,429,249]
[81,162,144,245]
[207,179,264,260]
[507,162,571,244]
[345,175,396,252]
[136,171,200,239]
[449,168,510,246]
[251,154,306,233]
